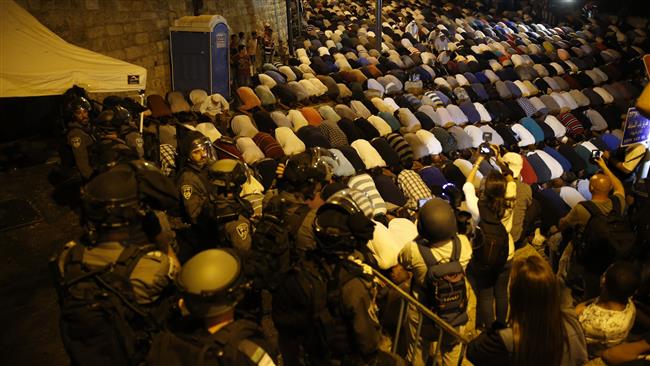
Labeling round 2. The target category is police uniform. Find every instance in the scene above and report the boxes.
[178,164,211,225]
[57,240,177,304]
[178,164,252,252]
[269,190,315,253]
[122,128,145,159]
[93,136,139,171]
[66,122,95,180]
[332,258,382,362]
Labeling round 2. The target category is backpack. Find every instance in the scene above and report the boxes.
[272,258,368,359]
[416,236,469,327]
[146,319,273,366]
[471,204,509,271]
[249,202,312,290]
[573,198,635,274]
[52,243,157,366]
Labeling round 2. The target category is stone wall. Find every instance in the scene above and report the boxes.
[15,0,288,98]
[202,0,288,46]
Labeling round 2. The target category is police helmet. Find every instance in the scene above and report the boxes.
[282,148,333,188]
[208,159,249,195]
[416,197,458,244]
[180,131,216,165]
[94,106,131,134]
[313,189,374,253]
[82,169,142,229]
[64,96,91,121]
[176,249,249,318]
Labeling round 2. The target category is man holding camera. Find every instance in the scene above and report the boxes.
[558,157,625,233]
[556,156,626,299]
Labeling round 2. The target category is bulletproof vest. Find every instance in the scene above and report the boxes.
[92,137,139,172]
[62,125,94,170]
[147,319,270,366]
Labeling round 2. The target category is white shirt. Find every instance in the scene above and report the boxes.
[532,149,564,179]
[511,123,537,146]
[436,107,454,127]
[479,125,505,146]
[447,104,469,125]
[351,139,386,169]
[559,186,586,208]
[416,129,443,155]
[464,125,484,148]
[367,115,393,136]
[543,115,567,138]
[474,102,492,123]
[462,180,516,260]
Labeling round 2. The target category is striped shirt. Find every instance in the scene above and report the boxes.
[348,173,387,216]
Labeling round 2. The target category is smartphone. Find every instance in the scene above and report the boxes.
[482,132,492,143]
[591,150,602,160]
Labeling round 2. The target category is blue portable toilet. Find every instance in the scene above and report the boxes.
[170,15,230,99]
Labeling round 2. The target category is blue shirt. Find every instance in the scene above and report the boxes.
[520,117,545,143]
[543,146,572,172]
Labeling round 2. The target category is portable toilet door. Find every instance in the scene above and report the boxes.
[170,15,230,99]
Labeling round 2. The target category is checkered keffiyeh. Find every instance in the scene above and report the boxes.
[397,169,433,211]
[159,144,177,177]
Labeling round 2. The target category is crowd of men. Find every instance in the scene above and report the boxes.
[48,0,650,365]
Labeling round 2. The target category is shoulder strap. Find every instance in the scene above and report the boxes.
[417,242,440,267]
[579,200,601,218]
[112,244,153,279]
[611,196,623,215]
[450,236,461,262]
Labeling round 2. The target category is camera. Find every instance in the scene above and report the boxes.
[590,150,602,164]
[478,132,493,156]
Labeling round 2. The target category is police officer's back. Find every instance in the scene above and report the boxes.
[92,106,140,173]
[272,189,403,365]
[51,168,178,366]
[147,249,277,366]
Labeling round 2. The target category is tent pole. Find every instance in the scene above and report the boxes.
[375,0,382,51]
[138,90,145,134]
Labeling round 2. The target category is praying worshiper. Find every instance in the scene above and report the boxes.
[16,0,650,365]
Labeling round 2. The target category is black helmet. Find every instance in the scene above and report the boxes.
[313,189,375,253]
[64,96,91,121]
[179,131,216,166]
[208,159,248,195]
[94,106,131,134]
[282,148,333,188]
[417,197,458,244]
[176,249,249,318]
[82,169,142,230]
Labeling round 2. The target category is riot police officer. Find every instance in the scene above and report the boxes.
[52,168,178,366]
[177,130,215,225]
[64,96,95,180]
[147,249,277,366]
[273,190,404,365]
[270,147,335,255]
[92,105,140,173]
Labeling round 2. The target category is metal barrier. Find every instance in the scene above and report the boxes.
[371,268,470,366]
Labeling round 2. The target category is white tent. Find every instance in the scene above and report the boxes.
[0,0,147,98]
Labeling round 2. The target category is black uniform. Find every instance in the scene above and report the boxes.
[148,318,277,366]
[66,122,95,180]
